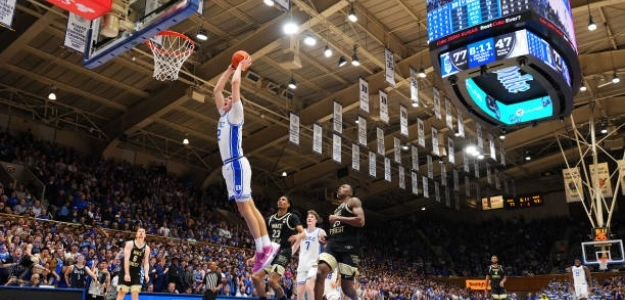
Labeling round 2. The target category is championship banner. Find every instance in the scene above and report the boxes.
[457,111,465,137]
[333,101,343,134]
[384,48,396,87]
[495,170,501,190]
[352,144,360,171]
[432,127,439,156]
[441,164,447,186]
[332,133,342,163]
[399,166,405,189]
[423,176,429,198]
[0,0,16,28]
[369,151,376,178]
[400,105,408,137]
[417,118,425,148]
[433,87,441,120]
[358,116,367,146]
[410,67,419,107]
[489,133,496,162]
[379,90,389,124]
[463,151,470,173]
[435,181,441,202]
[486,163,492,185]
[500,142,506,166]
[411,172,419,195]
[359,77,369,113]
[453,169,459,192]
[377,127,385,156]
[64,12,91,53]
[619,160,625,195]
[393,137,401,164]
[427,155,433,179]
[384,157,391,182]
[445,98,454,130]
[411,145,419,171]
[465,175,471,197]
[474,159,480,178]
[313,123,323,155]
[589,162,613,198]
[289,111,300,145]
[476,122,483,153]
[445,186,451,207]
[448,137,455,164]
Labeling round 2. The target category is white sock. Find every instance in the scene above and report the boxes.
[255,238,263,253]
[261,235,271,247]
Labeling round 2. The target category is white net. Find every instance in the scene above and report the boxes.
[146,31,194,81]
[599,259,609,270]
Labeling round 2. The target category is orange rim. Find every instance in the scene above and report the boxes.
[144,30,195,57]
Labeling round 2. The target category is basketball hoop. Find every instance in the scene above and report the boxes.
[145,31,195,81]
[599,258,609,271]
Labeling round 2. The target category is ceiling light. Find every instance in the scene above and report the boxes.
[264,0,274,6]
[283,21,299,35]
[351,45,359,66]
[282,171,287,177]
[600,127,608,134]
[304,34,317,46]
[411,101,418,108]
[465,145,477,156]
[182,138,189,145]
[580,81,587,92]
[525,151,531,161]
[418,67,426,78]
[402,145,409,151]
[324,45,332,57]
[347,3,357,23]
[612,72,620,84]
[195,28,208,41]
[421,207,426,211]
[477,154,485,160]
[588,15,597,31]
[355,118,359,124]
[499,134,506,140]
[48,86,57,100]
[288,76,297,90]
[338,56,347,67]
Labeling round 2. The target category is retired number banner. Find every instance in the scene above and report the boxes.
[359,77,369,113]
[288,112,299,145]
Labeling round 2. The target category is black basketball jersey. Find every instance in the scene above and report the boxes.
[267,212,301,248]
[124,240,146,274]
[70,265,87,288]
[328,202,362,251]
[487,264,505,287]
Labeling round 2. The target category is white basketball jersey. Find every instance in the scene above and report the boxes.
[572,265,587,285]
[217,101,244,163]
[324,271,340,298]
[298,228,322,270]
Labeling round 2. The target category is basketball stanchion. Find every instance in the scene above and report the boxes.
[145,31,195,81]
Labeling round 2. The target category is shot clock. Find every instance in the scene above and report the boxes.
[427,0,580,126]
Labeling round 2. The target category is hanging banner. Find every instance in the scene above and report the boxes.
[377,127,385,156]
[457,111,465,137]
[289,111,300,145]
[433,87,441,120]
[448,137,455,164]
[500,142,506,166]
[352,144,360,171]
[465,175,471,197]
[399,166,405,189]
[384,157,391,182]
[400,105,408,137]
[486,163,492,185]
[619,160,625,195]
[441,164,447,186]
[379,90,389,124]
[410,67,419,107]
[369,151,376,178]
[445,97,454,130]
[358,116,367,146]
[474,159,480,178]
[435,181,441,202]
[411,145,419,171]
[463,152,470,173]
[432,127,440,156]
[476,183,481,204]
[427,155,433,179]
[359,77,369,113]
[423,176,429,198]
[445,186,451,207]
[589,162,613,198]
[332,133,342,163]
[333,101,343,134]
[393,137,401,164]
[453,169,459,192]
[411,171,419,195]
[64,12,91,53]
[0,0,16,28]
[476,122,483,153]
[417,118,425,148]
[384,48,396,87]
[495,170,501,190]
[313,123,323,155]
[489,134,497,162]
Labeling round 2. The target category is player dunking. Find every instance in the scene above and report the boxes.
[294,210,327,300]
[314,184,365,300]
[251,196,304,300]
[485,255,507,300]
[571,258,592,300]
[116,228,150,300]
[214,56,280,273]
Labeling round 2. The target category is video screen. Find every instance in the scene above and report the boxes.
[530,0,577,51]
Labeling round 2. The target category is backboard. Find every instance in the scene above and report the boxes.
[581,239,624,265]
[83,0,200,69]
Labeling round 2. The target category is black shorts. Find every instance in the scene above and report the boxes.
[119,269,143,287]
[264,249,292,275]
[318,242,360,280]
[491,286,507,299]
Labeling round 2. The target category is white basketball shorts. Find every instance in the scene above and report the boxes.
[575,283,589,299]
[296,267,317,284]
[222,156,252,202]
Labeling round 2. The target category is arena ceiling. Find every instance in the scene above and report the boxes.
[0,0,624,219]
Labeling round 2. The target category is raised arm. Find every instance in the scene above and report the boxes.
[213,67,235,112]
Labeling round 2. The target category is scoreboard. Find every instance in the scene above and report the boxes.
[427,0,580,126]
[504,194,544,209]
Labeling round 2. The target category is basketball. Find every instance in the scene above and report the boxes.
[231,50,251,71]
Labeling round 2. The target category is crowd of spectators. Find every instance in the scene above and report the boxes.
[1,128,624,300]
